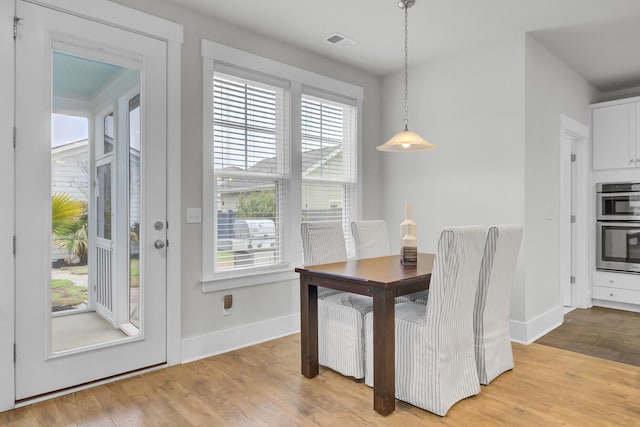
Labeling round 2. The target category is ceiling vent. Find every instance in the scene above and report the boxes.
[324,33,358,48]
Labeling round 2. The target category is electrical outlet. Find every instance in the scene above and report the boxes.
[223,294,233,309]
[223,294,233,316]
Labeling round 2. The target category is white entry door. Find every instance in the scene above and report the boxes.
[15,1,167,399]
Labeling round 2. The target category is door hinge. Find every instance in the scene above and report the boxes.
[13,17,22,40]
[570,215,576,223]
[13,235,16,255]
[13,126,16,148]
[571,153,576,162]
[13,343,16,363]
[570,276,576,284]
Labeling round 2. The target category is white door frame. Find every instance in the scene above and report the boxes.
[559,115,590,309]
[1,0,182,411]
[0,1,17,413]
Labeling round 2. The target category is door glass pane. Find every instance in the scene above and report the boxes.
[129,94,141,328]
[51,113,89,319]
[104,113,114,154]
[51,50,140,353]
[96,163,112,240]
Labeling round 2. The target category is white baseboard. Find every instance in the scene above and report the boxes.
[592,299,640,313]
[181,313,300,363]
[509,305,564,344]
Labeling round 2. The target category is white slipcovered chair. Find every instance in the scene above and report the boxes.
[364,226,486,416]
[351,220,392,259]
[473,224,523,385]
[301,221,348,297]
[301,221,372,379]
[351,220,425,302]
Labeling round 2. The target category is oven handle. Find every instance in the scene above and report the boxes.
[597,221,640,228]
[598,191,640,197]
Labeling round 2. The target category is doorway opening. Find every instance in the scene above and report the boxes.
[559,115,590,310]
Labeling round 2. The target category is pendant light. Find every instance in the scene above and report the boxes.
[377,0,436,152]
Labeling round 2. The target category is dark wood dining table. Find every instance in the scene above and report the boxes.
[295,253,434,416]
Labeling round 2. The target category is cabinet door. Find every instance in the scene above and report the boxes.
[592,102,636,170]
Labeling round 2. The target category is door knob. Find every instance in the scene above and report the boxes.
[154,239,166,249]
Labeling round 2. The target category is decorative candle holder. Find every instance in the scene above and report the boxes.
[400,203,417,266]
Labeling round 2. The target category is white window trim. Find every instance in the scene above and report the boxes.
[201,40,363,292]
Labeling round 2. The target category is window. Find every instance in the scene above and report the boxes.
[96,163,112,240]
[96,109,114,244]
[202,40,362,290]
[103,113,114,154]
[212,71,289,275]
[301,93,357,254]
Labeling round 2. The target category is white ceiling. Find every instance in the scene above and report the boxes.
[166,0,640,93]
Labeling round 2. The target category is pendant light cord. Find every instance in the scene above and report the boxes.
[377,0,436,151]
[403,3,409,131]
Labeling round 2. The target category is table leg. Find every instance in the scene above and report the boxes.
[300,275,318,378]
[372,289,396,416]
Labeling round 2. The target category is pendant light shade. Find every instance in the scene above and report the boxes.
[377,0,437,153]
[377,129,436,152]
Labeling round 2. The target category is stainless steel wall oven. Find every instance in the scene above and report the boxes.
[597,182,640,221]
[597,182,640,273]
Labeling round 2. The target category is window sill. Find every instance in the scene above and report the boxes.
[201,265,299,292]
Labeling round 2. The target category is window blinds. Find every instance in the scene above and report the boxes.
[213,72,288,175]
[213,71,289,272]
[301,93,357,253]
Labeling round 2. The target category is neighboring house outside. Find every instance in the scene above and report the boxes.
[301,145,345,219]
[52,139,89,204]
[216,145,345,238]
[215,146,345,266]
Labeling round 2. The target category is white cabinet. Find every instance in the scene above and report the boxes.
[591,97,640,170]
[592,270,640,306]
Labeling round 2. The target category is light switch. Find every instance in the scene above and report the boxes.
[545,207,553,221]
[186,208,202,224]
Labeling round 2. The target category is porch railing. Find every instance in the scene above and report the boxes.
[95,238,114,322]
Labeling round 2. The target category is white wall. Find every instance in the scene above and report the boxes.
[596,85,640,102]
[109,0,383,350]
[381,33,601,343]
[0,2,15,412]
[524,35,598,337]
[381,35,526,314]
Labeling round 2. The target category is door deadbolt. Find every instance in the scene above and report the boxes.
[154,221,164,230]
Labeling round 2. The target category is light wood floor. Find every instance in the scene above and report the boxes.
[2,334,640,426]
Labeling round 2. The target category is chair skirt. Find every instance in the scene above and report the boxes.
[364,302,480,416]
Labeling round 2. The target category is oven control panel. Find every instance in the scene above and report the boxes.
[598,182,640,193]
